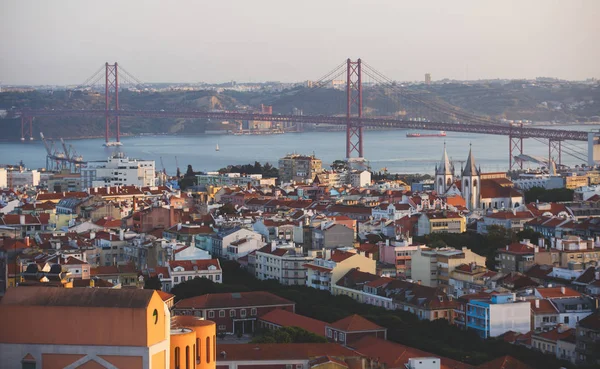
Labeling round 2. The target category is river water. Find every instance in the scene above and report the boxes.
[0,125,597,175]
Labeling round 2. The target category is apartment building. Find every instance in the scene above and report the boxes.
[304,249,375,291]
[254,241,313,286]
[463,292,531,339]
[411,247,486,288]
[378,237,421,278]
[81,154,155,189]
[168,259,222,287]
[448,263,496,298]
[278,154,322,183]
[576,312,600,366]
[417,211,466,236]
[173,291,295,334]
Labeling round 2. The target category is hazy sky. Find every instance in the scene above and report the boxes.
[1,0,599,85]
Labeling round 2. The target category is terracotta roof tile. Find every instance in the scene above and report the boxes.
[175,291,294,309]
[328,314,384,332]
[259,309,326,336]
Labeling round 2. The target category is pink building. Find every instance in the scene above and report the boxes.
[378,237,423,278]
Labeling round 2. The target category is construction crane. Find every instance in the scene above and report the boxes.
[60,137,86,172]
[160,157,167,176]
[40,132,67,171]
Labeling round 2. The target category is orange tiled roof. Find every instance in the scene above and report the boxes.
[535,287,581,299]
[475,355,534,369]
[259,309,326,336]
[328,314,385,333]
[174,291,294,309]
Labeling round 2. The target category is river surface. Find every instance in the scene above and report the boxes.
[0,125,598,175]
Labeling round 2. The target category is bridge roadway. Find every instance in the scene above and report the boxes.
[19,109,590,142]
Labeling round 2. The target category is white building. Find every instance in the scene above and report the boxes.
[254,240,314,286]
[0,168,7,188]
[466,293,531,338]
[225,236,265,260]
[411,247,486,288]
[513,172,564,191]
[81,154,155,189]
[371,203,413,221]
[168,259,222,287]
[7,169,40,187]
[349,170,371,188]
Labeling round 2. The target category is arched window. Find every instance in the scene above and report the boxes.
[514,202,520,208]
[193,344,196,367]
[473,179,478,188]
[464,179,469,189]
[196,338,200,364]
[186,346,190,369]
[438,178,443,188]
[206,336,210,364]
[447,178,452,186]
[213,335,216,362]
[174,347,180,369]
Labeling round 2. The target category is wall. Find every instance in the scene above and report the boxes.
[488,302,531,337]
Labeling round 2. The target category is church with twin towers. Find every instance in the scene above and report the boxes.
[434,144,524,211]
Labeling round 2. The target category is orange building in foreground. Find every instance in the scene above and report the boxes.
[0,287,216,369]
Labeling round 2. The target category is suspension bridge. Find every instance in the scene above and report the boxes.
[13,59,600,170]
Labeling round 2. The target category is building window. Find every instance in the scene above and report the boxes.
[340,332,345,342]
[230,310,236,317]
[215,275,221,281]
[185,345,190,369]
[219,310,225,318]
[174,347,180,369]
[251,308,257,316]
[564,317,569,324]
[206,336,211,364]
[196,338,201,364]
[327,328,332,338]
[208,311,215,318]
[174,277,179,283]
[218,325,226,330]
[240,309,247,317]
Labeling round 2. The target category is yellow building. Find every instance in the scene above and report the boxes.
[0,287,216,369]
[417,211,466,236]
[565,174,589,190]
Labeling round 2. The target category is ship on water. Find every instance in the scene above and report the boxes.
[406,131,446,138]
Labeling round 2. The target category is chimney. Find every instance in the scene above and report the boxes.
[90,231,96,240]
[133,196,137,212]
[119,229,124,241]
[20,214,26,225]
[534,246,539,253]
[560,286,566,295]
[535,299,540,309]
[25,236,30,247]
[271,240,277,252]
[106,187,110,195]
[177,223,182,231]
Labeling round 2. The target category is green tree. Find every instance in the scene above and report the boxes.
[219,203,237,215]
[525,187,574,203]
[143,276,162,291]
[186,164,195,177]
[251,327,327,344]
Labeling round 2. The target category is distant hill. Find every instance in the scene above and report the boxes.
[1,81,598,140]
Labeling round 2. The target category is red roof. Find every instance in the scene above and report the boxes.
[352,336,472,369]
[259,309,326,336]
[156,290,175,302]
[475,355,534,369]
[330,250,356,263]
[213,343,359,361]
[168,259,221,272]
[535,287,581,299]
[500,243,535,255]
[175,291,294,309]
[328,314,384,333]
[530,299,558,315]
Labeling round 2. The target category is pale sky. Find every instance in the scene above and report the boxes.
[1,0,599,85]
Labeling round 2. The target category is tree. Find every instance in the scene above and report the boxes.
[251,327,327,344]
[219,203,237,215]
[143,276,162,291]
[525,186,574,203]
[186,164,195,177]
